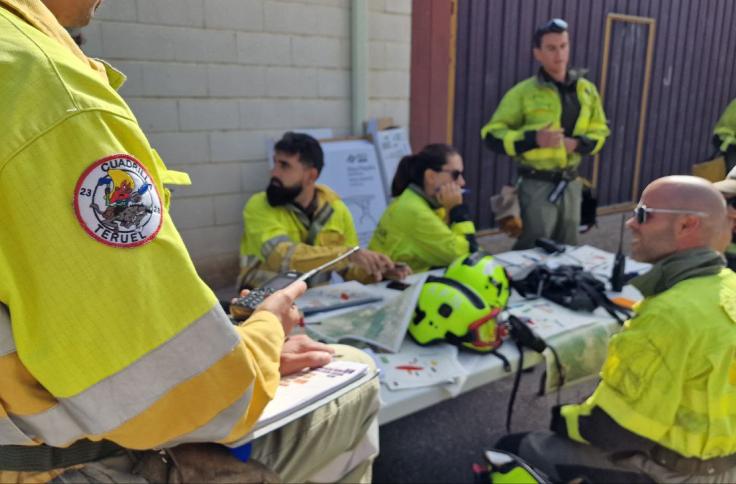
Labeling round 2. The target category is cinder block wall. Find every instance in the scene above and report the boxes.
[83,0,411,289]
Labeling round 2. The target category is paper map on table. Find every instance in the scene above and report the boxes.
[493,249,549,277]
[494,245,651,282]
[374,341,467,390]
[506,299,604,339]
[561,245,651,278]
[296,281,384,316]
[542,322,619,394]
[307,275,427,353]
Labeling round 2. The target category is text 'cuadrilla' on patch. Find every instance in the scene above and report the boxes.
[74,154,163,248]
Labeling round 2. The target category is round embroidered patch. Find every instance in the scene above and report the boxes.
[74,154,163,248]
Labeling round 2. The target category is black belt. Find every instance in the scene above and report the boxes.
[650,445,736,476]
[517,166,578,183]
[0,440,122,471]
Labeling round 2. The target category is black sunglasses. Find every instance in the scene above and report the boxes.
[632,204,709,225]
[440,169,464,181]
[727,197,736,209]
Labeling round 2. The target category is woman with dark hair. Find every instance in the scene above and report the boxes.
[368,144,478,271]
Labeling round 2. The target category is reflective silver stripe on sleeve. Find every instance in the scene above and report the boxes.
[0,304,15,357]
[280,243,298,273]
[160,384,254,447]
[0,416,34,445]
[260,235,291,261]
[13,303,242,446]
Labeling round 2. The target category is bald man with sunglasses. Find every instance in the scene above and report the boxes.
[496,176,736,482]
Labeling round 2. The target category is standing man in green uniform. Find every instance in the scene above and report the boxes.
[714,98,736,172]
[482,18,609,249]
[496,176,736,482]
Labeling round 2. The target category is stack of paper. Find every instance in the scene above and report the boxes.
[255,360,369,430]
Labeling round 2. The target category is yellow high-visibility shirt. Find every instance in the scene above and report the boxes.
[0,0,282,453]
[562,269,736,459]
[481,75,609,171]
[369,187,475,272]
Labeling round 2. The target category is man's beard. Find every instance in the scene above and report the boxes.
[266,178,302,206]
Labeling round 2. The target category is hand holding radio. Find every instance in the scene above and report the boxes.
[257,282,306,336]
[230,247,360,322]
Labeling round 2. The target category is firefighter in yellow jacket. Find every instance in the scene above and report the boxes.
[714,98,736,171]
[0,1,379,482]
[481,19,609,249]
[495,176,736,482]
[369,144,477,272]
[240,132,410,289]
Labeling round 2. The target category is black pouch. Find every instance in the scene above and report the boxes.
[580,184,598,231]
[511,264,630,323]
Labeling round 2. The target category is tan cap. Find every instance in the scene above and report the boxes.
[714,165,736,195]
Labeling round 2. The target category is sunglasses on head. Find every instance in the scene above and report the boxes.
[537,18,568,35]
[632,204,709,225]
[440,169,464,181]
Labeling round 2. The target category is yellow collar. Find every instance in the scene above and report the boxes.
[0,0,108,83]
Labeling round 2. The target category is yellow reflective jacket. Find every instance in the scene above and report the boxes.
[0,0,283,464]
[714,99,736,153]
[240,184,370,286]
[481,73,609,171]
[368,186,475,272]
[561,268,736,459]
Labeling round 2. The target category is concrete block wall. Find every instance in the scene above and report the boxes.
[84,0,412,289]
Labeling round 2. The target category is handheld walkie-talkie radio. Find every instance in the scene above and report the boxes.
[610,214,626,292]
[230,246,360,321]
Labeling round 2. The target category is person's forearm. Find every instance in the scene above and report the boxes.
[485,131,538,155]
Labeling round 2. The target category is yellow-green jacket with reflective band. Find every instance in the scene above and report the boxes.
[715,99,736,153]
[481,75,609,171]
[0,0,283,465]
[240,185,375,285]
[561,268,736,459]
[368,187,475,272]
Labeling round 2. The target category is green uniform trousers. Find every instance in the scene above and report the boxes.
[514,177,581,250]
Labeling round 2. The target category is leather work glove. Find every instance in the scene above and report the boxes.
[499,215,523,238]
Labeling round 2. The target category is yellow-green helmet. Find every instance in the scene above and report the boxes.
[445,252,510,308]
[409,275,504,353]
